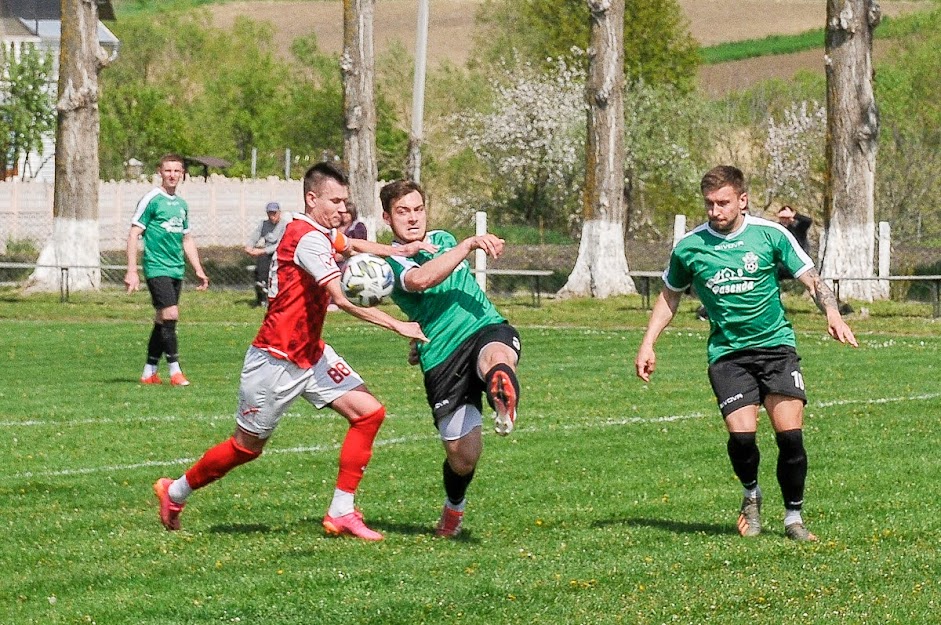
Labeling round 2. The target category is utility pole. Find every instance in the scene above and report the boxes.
[407,0,429,183]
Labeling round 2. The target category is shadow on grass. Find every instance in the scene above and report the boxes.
[209,523,277,534]
[373,520,480,543]
[593,516,731,536]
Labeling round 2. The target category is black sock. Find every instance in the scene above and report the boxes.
[484,363,520,410]
[160,320,179,363]
[147,323,163,366]
[443,459,475,506]
[776,429,807,510]
[727,432,760,491]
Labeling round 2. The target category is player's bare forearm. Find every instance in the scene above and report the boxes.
[801,268,839,315]
[635,289,681,382]
[349,239,437,258]
[798,269,858,347]
[336,296,428,342]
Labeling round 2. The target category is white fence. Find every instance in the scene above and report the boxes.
[0,176,305,253]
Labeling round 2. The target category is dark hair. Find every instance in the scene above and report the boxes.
[380,179,424,213]
[158,153,185,168]
[304,162,348,195]
[700,165,746,196]
[345,202,358,221]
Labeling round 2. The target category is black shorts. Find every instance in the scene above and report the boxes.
[707,346,807,418]
[424,323,521,423]
[146,276,183,310]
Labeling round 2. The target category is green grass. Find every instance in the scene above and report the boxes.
[699,14,929,65]
[2,290,941,623]
[113,0,331,17]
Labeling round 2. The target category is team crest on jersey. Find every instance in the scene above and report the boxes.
[706,266,756,295]
[160,216,185,234]
[742,251,759,274]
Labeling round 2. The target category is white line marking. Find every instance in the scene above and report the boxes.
[4,392,939,481]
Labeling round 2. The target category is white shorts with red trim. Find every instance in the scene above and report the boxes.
[235,344,365,438]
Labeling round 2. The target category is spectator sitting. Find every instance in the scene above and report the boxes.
[245,202,289,307]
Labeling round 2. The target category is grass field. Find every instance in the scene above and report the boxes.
[2,290,940,624]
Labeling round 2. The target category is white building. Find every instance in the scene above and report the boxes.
[1,0,118,181]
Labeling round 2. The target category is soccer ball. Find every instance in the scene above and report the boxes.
[340,253,394,307]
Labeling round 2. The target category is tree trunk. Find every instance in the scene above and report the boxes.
[821,0,884,301]
[559,0,635,298]
[341,0,380,240]
[27,0,107,293]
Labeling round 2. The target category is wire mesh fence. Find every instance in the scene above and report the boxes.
[2,178,941,306]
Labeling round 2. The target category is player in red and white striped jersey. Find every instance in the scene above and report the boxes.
[153,162,433,540]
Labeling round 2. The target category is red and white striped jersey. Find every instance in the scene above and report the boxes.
[252,213,348,369]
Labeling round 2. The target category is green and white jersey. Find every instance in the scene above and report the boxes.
[131,188,190,279]
[664,214,813,363]
[387,230,505,371]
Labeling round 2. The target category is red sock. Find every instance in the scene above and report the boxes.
[185,437,260,490]
[336,406,385,493]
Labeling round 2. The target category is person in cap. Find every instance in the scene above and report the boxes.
[245,201,290,307]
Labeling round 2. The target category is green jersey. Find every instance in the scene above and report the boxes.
[664,215,813,363]
[387,230,506,371]
[131,188,190,279]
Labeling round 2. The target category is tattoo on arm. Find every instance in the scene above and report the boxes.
[806,269,839,313]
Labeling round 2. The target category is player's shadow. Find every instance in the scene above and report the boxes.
[592,516,730,536]
[209,523,278,534]
[370,520,480,543]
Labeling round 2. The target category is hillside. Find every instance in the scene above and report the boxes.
[208,0,932,87]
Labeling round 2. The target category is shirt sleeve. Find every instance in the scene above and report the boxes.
[347,222,368,240]
[181,199,191,235]
[131,189,159,230]
[387,254,421,292]
[662,250,692,291]
[247,221,264,248]
[777,228,814,279]
[294,230,342,285]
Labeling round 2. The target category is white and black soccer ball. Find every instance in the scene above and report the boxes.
[340,253,394,307]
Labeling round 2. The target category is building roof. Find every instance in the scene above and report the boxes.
[0,0,116,21]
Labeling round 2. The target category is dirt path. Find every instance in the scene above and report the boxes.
[209,0,931,86]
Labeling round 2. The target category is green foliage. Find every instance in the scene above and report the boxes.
[0,44,56,179]
[475,0,699,93]
[100,9,405,180]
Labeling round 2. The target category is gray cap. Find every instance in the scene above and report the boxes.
[265,202,281,213]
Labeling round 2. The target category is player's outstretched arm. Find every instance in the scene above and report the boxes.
[326,279,428,343]
[347,238,438,258]
[404,234,504,292]
[798,268,858,347]
[635,289,682,382]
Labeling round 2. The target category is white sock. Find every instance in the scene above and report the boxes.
[168,361,182,375]
[168,476,192,503]
[143,364,157,378]
[784,509,803,527]
[744,485,761,500]
[445,498,466,513]
[328,488,355,518]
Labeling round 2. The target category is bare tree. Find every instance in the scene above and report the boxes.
[821,0,884,300]
[341,0,380,239]
[28,0,110,292]
[559,0,635,298]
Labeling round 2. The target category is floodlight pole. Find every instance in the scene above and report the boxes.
[407,0,429,183]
